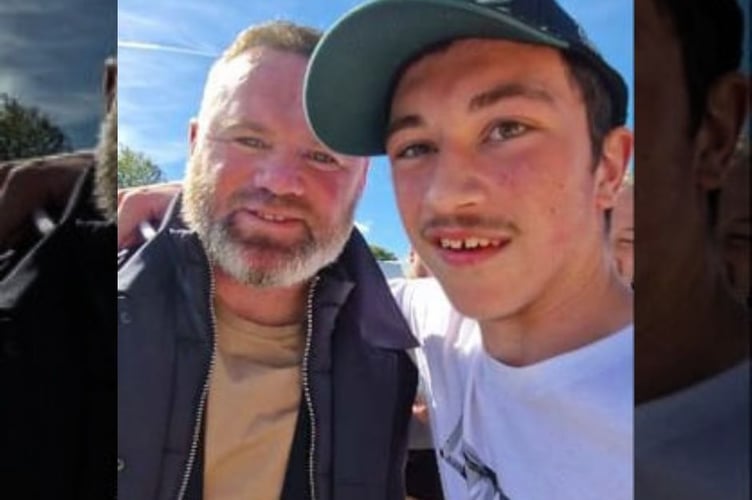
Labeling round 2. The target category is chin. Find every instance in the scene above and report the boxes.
[435,278,511,322]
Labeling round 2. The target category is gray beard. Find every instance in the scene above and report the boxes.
[183,155,355,288]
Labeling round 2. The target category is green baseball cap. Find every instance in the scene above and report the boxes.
[305,0,628,156]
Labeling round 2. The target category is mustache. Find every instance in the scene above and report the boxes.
[225,188,312,215]
[420,214,520,235]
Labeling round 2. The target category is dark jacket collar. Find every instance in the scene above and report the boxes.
[318,229,419,351]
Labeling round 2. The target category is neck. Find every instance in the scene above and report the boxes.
[213,266,309,326]
[479,248,632,367]
[636,256,750,404]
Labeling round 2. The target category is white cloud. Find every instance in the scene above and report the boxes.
[118,40,217,58]
[355,220,371,235]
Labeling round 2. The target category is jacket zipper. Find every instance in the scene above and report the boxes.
[302,276,320,500]
[176,256,218,500]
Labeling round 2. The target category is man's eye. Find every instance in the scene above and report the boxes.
[395,143,436,159]
[304,150,338,165]
[487,121,529,142]
[234,137,269,149]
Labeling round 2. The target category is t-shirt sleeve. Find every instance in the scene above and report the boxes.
[389,277,454,346]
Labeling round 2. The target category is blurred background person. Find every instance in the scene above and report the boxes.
[402,247,442,500]
[610,175,634,287]
[718,143,750,308]
[405,247,433,280]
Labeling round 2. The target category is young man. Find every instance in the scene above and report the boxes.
[305,0,633,498]
[117,22,417,500]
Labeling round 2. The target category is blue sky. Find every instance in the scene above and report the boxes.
[118,0,633,261]
[0,0,116,149]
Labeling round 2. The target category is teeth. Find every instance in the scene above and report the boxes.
[258,212,286,222]
[439,237,502,250]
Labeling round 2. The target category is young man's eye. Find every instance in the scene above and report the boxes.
[395,143,436,159]
[487,121,529,142]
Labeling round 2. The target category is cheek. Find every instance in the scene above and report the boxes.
[391,169,424,232]
[488,151,573,238]
[304,171,361,219]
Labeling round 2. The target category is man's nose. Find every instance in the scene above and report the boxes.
[424,149,487,213]
[253,151,305,197]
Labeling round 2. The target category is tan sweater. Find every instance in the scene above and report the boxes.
[203,299,304,499]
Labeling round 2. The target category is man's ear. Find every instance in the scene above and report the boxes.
[102,57,117,114]
[693,72,749,190]
[594,127,633,211]
[188,119,199,155]
[354,156,370,197]
[359,157,371,196]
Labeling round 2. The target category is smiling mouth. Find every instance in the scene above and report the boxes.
[237,208,300,224]
[436,237,503,250]
[253,210,292,223]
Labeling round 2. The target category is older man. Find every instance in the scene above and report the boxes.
[117,21,417,500]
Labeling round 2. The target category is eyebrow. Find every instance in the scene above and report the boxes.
[468,82,555,112]
[385,82,556,143]
[385,115,424,143]
[218,119,268,134]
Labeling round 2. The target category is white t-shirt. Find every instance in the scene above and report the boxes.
[635,360,750,500]
[391,278,634,500]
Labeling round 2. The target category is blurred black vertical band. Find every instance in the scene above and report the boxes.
[634,0,751,498]
[0,0,117,498]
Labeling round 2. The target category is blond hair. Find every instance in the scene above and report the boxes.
[196,21,321,123]
[221,20,321,61]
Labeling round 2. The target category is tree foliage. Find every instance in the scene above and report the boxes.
[369,244,398,261]
[0,94,72,161]
[117,143,165,188]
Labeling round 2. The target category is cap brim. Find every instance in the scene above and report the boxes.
[305,0,570,156]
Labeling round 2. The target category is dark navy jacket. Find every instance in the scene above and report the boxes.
[118,196,419,499]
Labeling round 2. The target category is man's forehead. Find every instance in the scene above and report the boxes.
[213,47,308,83]
[392,38,569,111]
[398,38,565,87]
[202,47,308,116]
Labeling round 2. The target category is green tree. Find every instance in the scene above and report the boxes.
[118,144,165,188]
[369,244,398,261]
[0,94,72,161]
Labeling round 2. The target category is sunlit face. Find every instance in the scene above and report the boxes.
[184,47,367,287]
[610,184,634,286]
[387,39,623,320]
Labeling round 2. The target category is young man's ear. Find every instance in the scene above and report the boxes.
[693,72,749,190]
[594,127,633,211]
